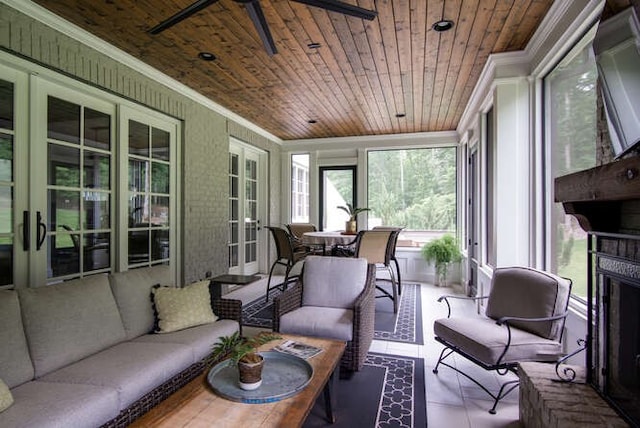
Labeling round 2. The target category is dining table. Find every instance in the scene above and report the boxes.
[302,231,358,255]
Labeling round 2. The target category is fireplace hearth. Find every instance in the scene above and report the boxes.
[589,232,640,426]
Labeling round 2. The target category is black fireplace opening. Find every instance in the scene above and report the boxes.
[589,232,640,427]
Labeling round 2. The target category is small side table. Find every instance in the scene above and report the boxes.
[210,274,261,299]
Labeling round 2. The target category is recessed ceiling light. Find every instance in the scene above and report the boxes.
[308,119,317,124]
[307,42,321,49]
[198,52,216,61]
[395,113,406,118]
[432,20,454,32]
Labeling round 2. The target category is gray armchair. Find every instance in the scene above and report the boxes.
[273,256,376,371]
[433,266,572,414]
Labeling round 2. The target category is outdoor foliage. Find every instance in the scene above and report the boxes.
[367,148,456,231]
[421,234,462,279]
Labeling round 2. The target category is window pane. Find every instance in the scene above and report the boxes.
[48,234,79,277]
[83,192,109,230]
[129,159,149,193]
[84,108,111,150]
[151,162,169,194]
[128,230,149,264]
[48,144,80,187]
[291,154,309,223]
[129,194,148,226]
[150,195,169,226]
[152,128,170,161]
[0,80,13,130]
[84,232,110,271]
[48,97,80,144]
[84,151,110,190]
[367,148,456,243]
[129,120,149,156]
[0,239,12,286]
[0,187,11,234]
[49,189,80,231]
[151,229,169,261]
[0,134,12,182]
[546,34,597,300]
[322,168,354,231]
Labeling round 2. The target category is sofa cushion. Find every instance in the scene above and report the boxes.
[134,319,239,361]
[485,267,571,340]
[109,265,172,340]
[18,274,126,378]
[0,378,13,412]
[280,306,353,341]
[0,290,34,388]
[40,341,193,410]
[302,256,368,309]
[434,317,564,366]
[1,381,119,428]
[152,280,218,333]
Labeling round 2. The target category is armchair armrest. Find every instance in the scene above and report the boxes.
[349,264,376,370]
[495,311,569,326]
[272,281,303,332]
[212,297,243,335]
[437,294,489,318]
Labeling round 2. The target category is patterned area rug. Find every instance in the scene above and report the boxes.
[303,352,427,428]
[241,282,423,345]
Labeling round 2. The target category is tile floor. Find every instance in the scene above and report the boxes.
[226,276,522,428]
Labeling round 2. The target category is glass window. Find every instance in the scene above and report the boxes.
[367,148,457,246]
[291,154,309,223]
[545,28,598,300]
[486,107,496,267]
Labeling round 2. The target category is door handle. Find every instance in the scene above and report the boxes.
[23,211,30,251]
[36,211,47,250]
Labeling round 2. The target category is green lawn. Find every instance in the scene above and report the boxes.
[557,237,588,299]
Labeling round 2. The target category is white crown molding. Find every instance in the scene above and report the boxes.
[1,0,282,144]
[456,0,605,135]
[282,130,459,152]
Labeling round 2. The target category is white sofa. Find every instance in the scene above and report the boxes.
[0,266,241,428]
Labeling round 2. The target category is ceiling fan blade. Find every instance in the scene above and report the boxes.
[292,0,377,21]
[148,0,220,34]
[244,0,278,56]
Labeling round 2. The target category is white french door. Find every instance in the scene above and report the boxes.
[0,57,180,289]
[228,140,267,275]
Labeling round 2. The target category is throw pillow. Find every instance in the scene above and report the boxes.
[0,378,13,412]
[151,280,218,333]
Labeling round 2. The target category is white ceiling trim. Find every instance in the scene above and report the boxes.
[1,0,282,144]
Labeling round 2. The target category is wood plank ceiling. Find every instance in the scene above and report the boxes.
[32,1,559,140]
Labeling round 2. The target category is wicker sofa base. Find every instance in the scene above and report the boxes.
[101,358,209,427]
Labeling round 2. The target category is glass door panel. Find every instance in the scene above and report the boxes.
[229,153,240,270]
[45,94,113,280]
[0,79,14,286]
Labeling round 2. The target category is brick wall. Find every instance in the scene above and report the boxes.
[518,362,627,427]
[0,3,282,284]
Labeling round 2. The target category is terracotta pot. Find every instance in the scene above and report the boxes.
[345,220,357,234]
[238,355,264,390]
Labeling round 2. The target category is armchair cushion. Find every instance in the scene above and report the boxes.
[485,267,571,340]
[302,256,368,308]
[279,306,353,341]
[434,317,564,366]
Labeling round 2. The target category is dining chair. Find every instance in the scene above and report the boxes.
[265,226,309,303]
[285,223,323,254]
[353,230,400,313]
[372,226,404,295]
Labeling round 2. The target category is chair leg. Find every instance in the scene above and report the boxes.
[432,343,519,414]
[392,256,402,295]
[388,266,398,313]
[265,260,279,303]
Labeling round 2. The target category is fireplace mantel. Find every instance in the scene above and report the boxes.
[554,156,640,233]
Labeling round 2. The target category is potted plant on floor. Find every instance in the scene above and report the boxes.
[209,331,281,390]
[421,234,462,286]
[337,203,370,234]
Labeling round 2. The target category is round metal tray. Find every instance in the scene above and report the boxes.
[207,351,314,404]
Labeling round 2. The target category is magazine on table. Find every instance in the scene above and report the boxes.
[274,340,324,360]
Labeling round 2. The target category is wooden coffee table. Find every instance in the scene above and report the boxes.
[130,334,346,427]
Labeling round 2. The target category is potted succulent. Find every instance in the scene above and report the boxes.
[421,234,462,286]
[209,331,281,390]
[337,203,370,234]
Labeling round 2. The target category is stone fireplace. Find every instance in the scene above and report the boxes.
[553,155,640,426]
